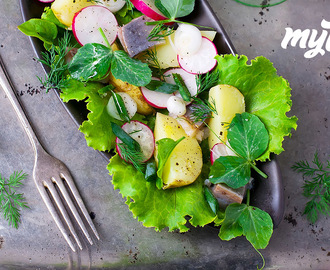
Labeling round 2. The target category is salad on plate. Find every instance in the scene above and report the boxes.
[18,0,297,263]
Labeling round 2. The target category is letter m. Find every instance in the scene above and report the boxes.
[281,28,310,49]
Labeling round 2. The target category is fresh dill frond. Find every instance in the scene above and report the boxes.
[0,171,29,229]
[195,68,220,95]
[189,97,217,123]
[292,151,330,223]
[148,23,174,42]
[143,47,164,80]
[37,30,73,92]
[117,143,145,173]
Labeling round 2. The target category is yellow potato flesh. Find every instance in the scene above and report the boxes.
[208,84,245,149]
[154,113,203,189]
[51,0,93,28]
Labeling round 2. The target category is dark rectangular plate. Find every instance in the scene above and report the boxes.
[19,0,284,227]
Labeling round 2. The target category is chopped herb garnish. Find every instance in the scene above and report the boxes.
[172,73,191,102]
[111,91,131,122]
[195,69,220,95]
[190,97,217,123]
[37,30,72,92]
[148,23,175,42]
[111,122,141,152]
[117,143,145,173]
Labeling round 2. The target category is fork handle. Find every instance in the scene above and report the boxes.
[0,55,40,154]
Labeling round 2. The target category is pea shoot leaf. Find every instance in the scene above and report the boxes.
[111,50,152,86]
[219,203,273,250]
[216,54,298,161]
[209,112,269,188]
[210,156,251,189]
[227,112,269,161]
[69,43,113,82]
[155,0,195,20]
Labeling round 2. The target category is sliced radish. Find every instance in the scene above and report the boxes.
[98,0,126,13]
[130,0,167,21]
[164,68,198,97]
[107,92,137,121]
[178,37,218,75]
[210,143,236,164]
[174,24,202,56]
[167,96,186,117]
[72,6,118,46]
[116,121,155,162]
[141,77,174,109]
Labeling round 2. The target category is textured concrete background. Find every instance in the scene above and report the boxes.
[0,0,329,269]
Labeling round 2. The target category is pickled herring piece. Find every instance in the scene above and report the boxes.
[117,15,165,57]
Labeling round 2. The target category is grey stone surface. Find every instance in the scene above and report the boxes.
[0,0,329,269]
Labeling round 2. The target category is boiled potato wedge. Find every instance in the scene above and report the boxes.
[109,74,154,115]
[52,0,93,28]
[154,113,203,189]
[208,84,245,149]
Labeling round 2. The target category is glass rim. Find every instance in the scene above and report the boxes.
[233,0,287,7]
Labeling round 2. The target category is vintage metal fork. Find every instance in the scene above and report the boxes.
[0,55,99,252]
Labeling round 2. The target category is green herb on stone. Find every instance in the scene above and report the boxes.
[0,171,29,229]
[292,151,330,223]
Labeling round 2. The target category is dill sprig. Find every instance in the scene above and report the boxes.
[0,171,29,229]
[195,68,220,95]
[148,23,175,42]
[189,97,217,123]
[37,30,73,92]
[143,47,165,80]
[117,143,145,173]
[292,151,330,223]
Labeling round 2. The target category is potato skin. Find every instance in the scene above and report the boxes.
[154,113,203,189]
[109,74,154,115]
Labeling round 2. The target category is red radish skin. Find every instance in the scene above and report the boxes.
[130,0,167,21]
[72,6,118,46]
[178,37,218,75]
[116,121,155,163]
[141,77,174,109]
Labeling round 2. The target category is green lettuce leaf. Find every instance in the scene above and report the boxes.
[108,154,216,232]
[216,55,298,161]
[60,79,122,151]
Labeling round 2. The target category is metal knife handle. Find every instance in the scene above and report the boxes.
[0,55,40,154]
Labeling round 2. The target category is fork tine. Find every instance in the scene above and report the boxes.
[36,184,78,252]
[45,182,83,251]
[54,176,94,246]
[61,172,100,240]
